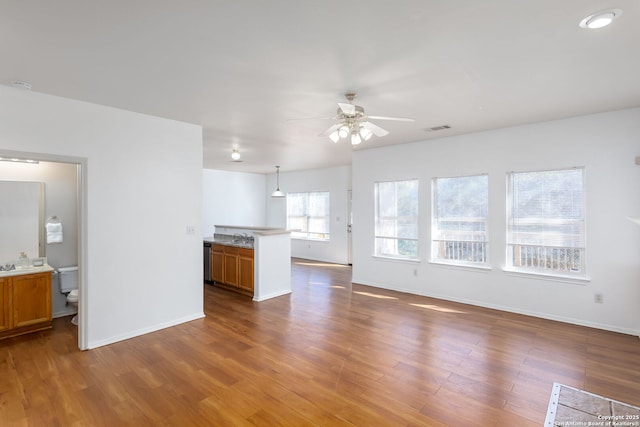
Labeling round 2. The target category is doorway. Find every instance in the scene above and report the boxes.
[0,150,87,350]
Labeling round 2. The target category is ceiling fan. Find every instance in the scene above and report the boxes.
[295,93,414,146]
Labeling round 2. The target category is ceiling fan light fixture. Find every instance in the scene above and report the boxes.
[351,132,362,146]
[231,149,241,161]
[579,9,622,29]
[338,125,350,139]
[329,131,340,143]
[360,127,372,141]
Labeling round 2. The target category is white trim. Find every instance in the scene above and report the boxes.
[429,260,492,272]
[252,289,292,302]
[502,267,590,284]
[372,254,421,264]
[87,312,205,349]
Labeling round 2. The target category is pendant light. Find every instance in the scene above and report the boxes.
[272,165,285,198]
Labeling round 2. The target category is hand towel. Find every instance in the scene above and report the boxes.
[46,222,63,244]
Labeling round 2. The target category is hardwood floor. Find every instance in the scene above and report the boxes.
[1,258,639,426]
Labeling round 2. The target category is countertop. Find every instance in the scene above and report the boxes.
[214,225,290,236]
[0,264,55,278]
[204,236,254,249]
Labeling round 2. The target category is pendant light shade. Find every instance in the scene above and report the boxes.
[272,165,286,198]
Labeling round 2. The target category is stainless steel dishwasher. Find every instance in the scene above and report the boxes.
[203,241,212,283]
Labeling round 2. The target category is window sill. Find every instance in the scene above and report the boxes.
[502,267,591,284]
[291,237,330,242]
[372,255,421,264]
[429,260,492,272]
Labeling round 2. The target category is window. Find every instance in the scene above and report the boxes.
[374,180,419,259]
[507,168,586,276]
[286,192,330,240]
[431,175,489,266]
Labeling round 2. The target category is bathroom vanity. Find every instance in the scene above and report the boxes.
[205,225,291,302]
[0,266,54,340]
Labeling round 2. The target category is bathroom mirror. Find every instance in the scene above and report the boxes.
[0,180,45,263]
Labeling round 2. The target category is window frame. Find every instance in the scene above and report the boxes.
[430,174,490,269]
[374,179,420,261]
[505,167,587,280]
[286,191,331,241]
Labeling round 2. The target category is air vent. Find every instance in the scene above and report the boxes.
[12,80,32,91]
[425,125,451,132]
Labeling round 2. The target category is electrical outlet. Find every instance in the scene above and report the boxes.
[186,225,195,235]
[594,293,604,304]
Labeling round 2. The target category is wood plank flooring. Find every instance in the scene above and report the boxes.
[1,258,639,426]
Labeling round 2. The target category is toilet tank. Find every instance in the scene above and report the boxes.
[57,266,78,293]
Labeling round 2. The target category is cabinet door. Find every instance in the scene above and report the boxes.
[0,277,11,332]
[238,256,254,293]
[238,248,254,293]
[211,245,224,283]
[12,273,52,328]
[223,247,239,287]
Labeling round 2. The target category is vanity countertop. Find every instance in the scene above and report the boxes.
[0,264,55,278]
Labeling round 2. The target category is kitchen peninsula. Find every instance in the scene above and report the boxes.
[205,225,291,302]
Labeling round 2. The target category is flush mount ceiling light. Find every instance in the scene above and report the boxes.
[579,9,622,29]
[231,149,241,161]
[271,165,285,198]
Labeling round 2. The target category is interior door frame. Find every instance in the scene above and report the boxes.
[0,149,88,350]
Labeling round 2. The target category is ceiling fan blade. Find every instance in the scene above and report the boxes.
[361,121,389,137]
[367,115,415,122]
[287,116,335,122]
[319,123,342,137]
[337,103,356,115]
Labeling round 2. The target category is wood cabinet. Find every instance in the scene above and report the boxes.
[238,248,254,293]
[0,271,52,340]
[0,277,11,333]
[211,244,254,296]
[223,246,239,287]
[211,244,224,283]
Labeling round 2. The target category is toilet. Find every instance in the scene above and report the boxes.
[57,266,79,325]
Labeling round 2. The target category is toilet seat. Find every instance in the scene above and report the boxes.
[67,289,78,303]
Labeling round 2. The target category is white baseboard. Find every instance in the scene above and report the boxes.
[86,312,205,349]
[53,308,77,319]
[253,289,292,302]
[353,278,640,337]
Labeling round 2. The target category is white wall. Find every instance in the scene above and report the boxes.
[352,108,640,335]
[202,169,266,235]
[0,86,204,349]
[0,161,79,318]
[266,165,351,264]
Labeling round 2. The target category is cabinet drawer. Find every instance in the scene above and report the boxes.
[211,244,225,253]
[238,248,254,258]
[223,246,239,255]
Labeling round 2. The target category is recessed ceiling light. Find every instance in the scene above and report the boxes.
[579,9,622,29]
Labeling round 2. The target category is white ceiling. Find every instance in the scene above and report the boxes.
[2,1,639,174]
